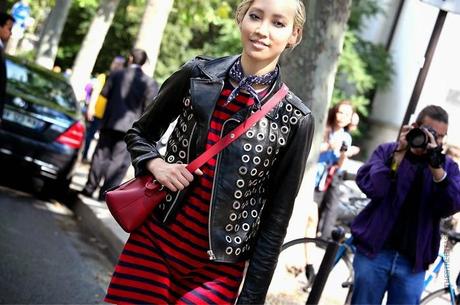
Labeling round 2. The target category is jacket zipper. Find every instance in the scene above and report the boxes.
[162,122,198,222]
[207,117,240,260]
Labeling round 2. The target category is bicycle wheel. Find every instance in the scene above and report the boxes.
[420,288,456,305]
[266,237,354,305]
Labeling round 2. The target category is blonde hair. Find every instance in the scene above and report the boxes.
[235,0,306,48]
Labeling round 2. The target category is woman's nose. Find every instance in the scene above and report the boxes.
[255,21,269,36]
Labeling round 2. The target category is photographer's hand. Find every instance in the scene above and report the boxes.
[392,125,411,169]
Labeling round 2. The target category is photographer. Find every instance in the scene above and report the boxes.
[350,105,460,305]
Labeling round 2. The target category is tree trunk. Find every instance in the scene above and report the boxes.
[35,0,72,69]
[281,0,352,241]
[134,0,174,77]
[70,0,121,101]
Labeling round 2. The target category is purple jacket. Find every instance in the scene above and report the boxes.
[351,142,460,271]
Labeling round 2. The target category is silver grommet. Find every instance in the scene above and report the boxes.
[294,109,302,116]
[250,168,257,176]
[230,213,237,221]
[282,115,289,123]
[251,210,258,218]
[172,145,178,153]
[242,223,250,231]
[253,156,261,165]
[281,126,289,134]
[242,155,250,163]
[234,224,240,232]
[246,130,255,138]
[267,146,273,154]
[182,139,189,147]
[257,133,265,141]
[264,159,270,167]
[269,134,276,142]
[235,248,241,255]
[286,104,293,112]
[226,247,233,255]
[278,138,286,146]
[233,201,241,210]
[234,236,242,244]
[234,190,242,199]
[271,122,278,130]
[250,198,256,206]
[239,166,248,175]
[167,155,175,163]
[184,97,191,107]
[166,194,173,202]
[242,211,248,218]
[255,145,263,153]
[243,143,252,151]
[290,116,298,125]
[179,151,186,158]
[225,224,233,232]
[236,179,245,188]
[226,236,232,243]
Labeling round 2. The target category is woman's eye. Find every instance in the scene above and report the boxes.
[249,13,260,20]
[273,21,286,28]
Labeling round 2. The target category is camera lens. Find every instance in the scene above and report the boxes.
[406,128,427,148]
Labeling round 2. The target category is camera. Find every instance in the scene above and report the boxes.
[406,126,437,149]
[340,141,348,152]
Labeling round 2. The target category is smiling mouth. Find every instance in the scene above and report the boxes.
[250,39,270,48]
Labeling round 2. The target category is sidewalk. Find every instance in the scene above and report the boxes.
[69,162,131,263]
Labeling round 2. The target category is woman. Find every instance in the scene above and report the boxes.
[104,0,314,304]
[315,100,356,190]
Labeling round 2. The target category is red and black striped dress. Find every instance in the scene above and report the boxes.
[105,82,256,305]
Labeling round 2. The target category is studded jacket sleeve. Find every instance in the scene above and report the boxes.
[237,111,315,305]
[124,60,196,176]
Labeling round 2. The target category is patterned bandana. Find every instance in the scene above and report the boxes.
[226,58,279,107]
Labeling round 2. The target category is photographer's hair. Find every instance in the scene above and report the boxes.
[0,12,14,27]
[235,0,306,48]
[130,49,148,66]
[415,105,448,125]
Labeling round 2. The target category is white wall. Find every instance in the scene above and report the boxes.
[358,0,460,155]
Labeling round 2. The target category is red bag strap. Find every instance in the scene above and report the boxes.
[185,83,289,173]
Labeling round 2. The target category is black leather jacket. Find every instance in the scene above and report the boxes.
[125,55,314,304]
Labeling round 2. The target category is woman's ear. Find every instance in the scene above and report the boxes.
[287,27,302,48]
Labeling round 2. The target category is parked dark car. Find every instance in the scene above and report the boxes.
[0,55,85,193]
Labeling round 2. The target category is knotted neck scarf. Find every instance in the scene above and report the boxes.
[226,58,279,107]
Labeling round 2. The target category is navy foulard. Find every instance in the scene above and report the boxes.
[226,58,279,107]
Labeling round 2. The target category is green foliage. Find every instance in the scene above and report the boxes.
[332,0,394,141]
[155,0,241,82]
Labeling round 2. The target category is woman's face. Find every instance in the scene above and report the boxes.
[239,0,299,68]
[335,104,353,128]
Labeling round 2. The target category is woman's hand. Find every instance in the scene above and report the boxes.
[146,158,203,192]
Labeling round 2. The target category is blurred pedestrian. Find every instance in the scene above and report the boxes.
[81,49,158,200]
[104,0,315,304]
[81,55,126,163]
[0,12,14,126]
[7,0,32,54]
[351,105,460,304]
[304,100,358,284]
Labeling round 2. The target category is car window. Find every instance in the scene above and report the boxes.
[6,60,78,112]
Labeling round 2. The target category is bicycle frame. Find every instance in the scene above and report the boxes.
[334,236,355,266]
[423,253,457,304]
